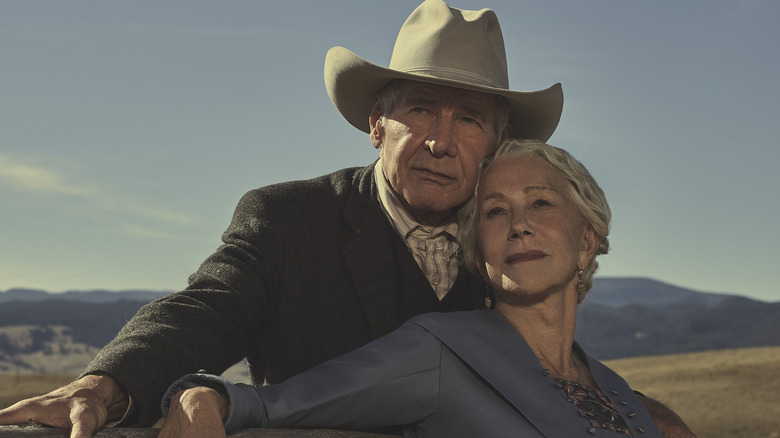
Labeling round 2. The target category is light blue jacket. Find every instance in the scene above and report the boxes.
[163,310,661,438]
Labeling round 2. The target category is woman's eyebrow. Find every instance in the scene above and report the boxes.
[523,185,557,194]
[480,192,507,204]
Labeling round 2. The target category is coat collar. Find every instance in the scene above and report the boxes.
[411,310,662,437]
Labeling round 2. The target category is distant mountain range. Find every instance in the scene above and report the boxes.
[587,277,748,308]
[0,277,778,375]
[0,288,170,304]
[577,278,779,359]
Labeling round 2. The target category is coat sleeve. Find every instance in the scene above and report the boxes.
[163,323,443,435]
[82,165,391,426]
[82,188,282,426]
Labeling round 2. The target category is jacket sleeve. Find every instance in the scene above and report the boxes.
[162,322,443,435]
[82,188,280,426]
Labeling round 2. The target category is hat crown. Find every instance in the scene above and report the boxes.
[323,0,563,141]
[389,0,509,89]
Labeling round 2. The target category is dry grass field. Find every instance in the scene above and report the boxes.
[605,346,780,438]
[0,373,75,411]
[1,347,778,437]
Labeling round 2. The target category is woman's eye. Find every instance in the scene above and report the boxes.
[532,199,552,208]
[486,207,505,218]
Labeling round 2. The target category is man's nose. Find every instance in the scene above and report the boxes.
[424,119,456,158]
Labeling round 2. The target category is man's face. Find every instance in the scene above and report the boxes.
[371,81,503,226]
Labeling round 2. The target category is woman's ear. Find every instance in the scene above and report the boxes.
[369,99,384,149]
[578,226,598,269]
[475,253,489,283]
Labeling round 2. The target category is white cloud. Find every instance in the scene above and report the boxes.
[120,202,196,226]
[0,154,96,197]
[121,224,184,240]
[0,154,195,226]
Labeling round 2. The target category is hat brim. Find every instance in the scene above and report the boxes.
[324,46,563,142]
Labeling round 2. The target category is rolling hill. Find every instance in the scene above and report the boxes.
[0,277,778,374]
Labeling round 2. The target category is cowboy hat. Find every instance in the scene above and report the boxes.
[324,0,563,141]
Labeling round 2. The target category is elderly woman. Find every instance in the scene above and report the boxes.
[159,139,662,438]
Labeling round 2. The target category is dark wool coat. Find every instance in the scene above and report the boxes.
[82,164,483,425]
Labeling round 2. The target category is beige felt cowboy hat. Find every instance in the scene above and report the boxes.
[324,0,563,141]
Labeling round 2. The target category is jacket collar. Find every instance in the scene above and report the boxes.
[411,310,662,437]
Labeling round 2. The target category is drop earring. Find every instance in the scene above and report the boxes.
[576,268,585,297]
[483,282,493,308]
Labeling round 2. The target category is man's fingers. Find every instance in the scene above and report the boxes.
[0,390,107,435]
[70,421,96,438]
[0,375,122,434]
[68,394,108,438]
[0,402,34,425]
[0,398,59,427]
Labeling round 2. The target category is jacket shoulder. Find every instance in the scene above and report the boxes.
[224,164,377,231]
[242,165,374,205]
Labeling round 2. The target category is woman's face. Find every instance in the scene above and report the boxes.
[475,155,595,302]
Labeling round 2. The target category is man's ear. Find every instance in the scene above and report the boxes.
[499,123,511,143]
[369,99,385,149]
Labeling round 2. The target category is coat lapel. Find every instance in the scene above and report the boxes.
[583,349,663,437]
[414,311,654,437]
[339,164,400,339]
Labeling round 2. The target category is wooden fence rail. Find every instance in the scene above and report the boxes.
[0,426,399,438]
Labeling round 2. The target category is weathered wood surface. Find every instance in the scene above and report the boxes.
[0,426,399,437]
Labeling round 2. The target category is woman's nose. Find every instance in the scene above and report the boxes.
[508,213,534,239]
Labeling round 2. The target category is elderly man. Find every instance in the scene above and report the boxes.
[0,1,693,437]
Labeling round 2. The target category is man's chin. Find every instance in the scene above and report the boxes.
[405,199,464,226]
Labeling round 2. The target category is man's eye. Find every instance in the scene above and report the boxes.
[458,117,484,130]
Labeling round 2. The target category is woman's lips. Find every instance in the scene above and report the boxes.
[505,251,546,263]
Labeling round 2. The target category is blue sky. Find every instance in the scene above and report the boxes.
[1,1,778,302]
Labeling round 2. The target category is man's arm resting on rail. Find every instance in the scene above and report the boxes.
[0,374,129,438]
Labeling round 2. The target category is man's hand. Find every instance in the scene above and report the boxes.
[0,374,128,438]
[639,396,697,438]
[158,387,229,438]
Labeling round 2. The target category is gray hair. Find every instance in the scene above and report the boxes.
[375,79,510,139]
[458,138,611,302]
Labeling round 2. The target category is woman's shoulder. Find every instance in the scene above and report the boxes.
[406,309,502,331]
[412,308,507,323]
[405,310,520,352]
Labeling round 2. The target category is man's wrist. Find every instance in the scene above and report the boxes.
[80,374,131,425]
[105,395,134,427]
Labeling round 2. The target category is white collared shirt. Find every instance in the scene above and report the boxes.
[374,161,460,300]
